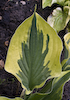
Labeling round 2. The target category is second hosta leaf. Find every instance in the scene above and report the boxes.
[47,8,68,33]
[5,12,63,94]
[62,32,70,71]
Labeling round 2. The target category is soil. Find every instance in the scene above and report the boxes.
[0,0,70,99]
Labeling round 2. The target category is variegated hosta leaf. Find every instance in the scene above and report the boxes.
[47,7,68,33]
[0,97,23,100]
[5,12,62,94]
[62,58,70,71]
[64,32,70,58]
[61,32,70,71]
[64,6,70,26]
[43,71,70,100]
[38,78,54,93]
[27,71,70,100]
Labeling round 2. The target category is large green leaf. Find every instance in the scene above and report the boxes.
[5,12,63,94]
[0,97,23,100]
[27,71,70,100]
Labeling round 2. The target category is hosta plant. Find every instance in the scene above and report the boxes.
[0,12,70,100]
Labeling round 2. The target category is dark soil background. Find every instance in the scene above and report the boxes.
[0,0,70,100]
